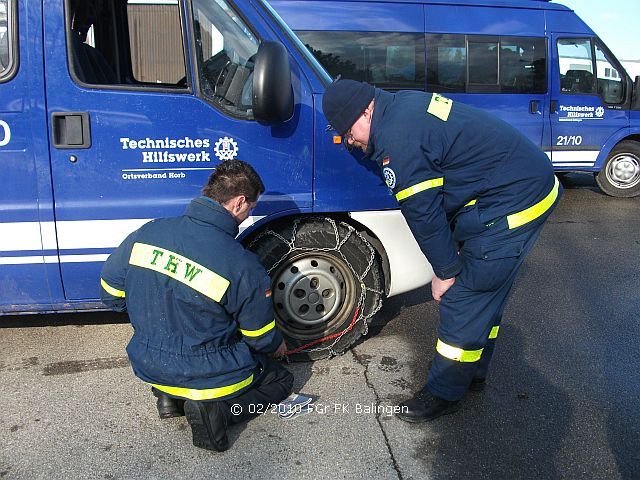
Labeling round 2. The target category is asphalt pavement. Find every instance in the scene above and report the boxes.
[1,174,639,480]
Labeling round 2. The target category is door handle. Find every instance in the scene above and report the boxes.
[51,112,91,149]
[529,100,540,114]
[550,100,558,114]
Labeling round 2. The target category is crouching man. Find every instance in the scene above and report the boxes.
[100,159,292,452]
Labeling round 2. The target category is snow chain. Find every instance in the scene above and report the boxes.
[248,217,384,357]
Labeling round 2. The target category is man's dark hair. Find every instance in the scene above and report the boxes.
[203,159,265,204]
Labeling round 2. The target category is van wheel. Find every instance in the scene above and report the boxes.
[595,141,640,197]
[247,217,383,361]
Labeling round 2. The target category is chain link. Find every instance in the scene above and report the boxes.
[248,217,384,356]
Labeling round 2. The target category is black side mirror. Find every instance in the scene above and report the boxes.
[252,41,294,124]
[632,75,640,110]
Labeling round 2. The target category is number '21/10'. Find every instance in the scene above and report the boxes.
[556,135,583,146]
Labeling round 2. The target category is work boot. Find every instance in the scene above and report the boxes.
[396,391,460,423]
[469,377,486,392]
[152,387,185,419]
[184,400,229,452]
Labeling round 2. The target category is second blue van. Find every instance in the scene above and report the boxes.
[272,0,640,197]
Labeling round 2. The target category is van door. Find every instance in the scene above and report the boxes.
[43,0,312,301]
[0,0,60,312]
[550,35,630,170]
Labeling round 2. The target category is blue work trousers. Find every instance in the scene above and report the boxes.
[425,196,559,401]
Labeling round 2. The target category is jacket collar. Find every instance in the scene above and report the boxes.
[366,89,394,159]
[185,196,239,237]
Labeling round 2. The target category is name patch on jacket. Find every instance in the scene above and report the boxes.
[427,93,453,122]
[129,242,230,302]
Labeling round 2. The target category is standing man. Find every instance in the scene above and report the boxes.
[323,80,561,422]
[100,159,292,451]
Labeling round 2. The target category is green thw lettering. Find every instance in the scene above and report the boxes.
[184,263,202,282]
[164,255,182,274]
[150,249,164,265]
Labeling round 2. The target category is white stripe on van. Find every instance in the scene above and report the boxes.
[545,150,600,165]
[0,222,47,251]
[0,254,111,265]
[0,216,267,259]
[56,219,152,250]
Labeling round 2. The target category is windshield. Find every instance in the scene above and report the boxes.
[255,0,332,87]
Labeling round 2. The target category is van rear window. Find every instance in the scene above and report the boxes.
[296,31,425,90]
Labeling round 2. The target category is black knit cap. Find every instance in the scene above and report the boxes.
[322,80,375,135]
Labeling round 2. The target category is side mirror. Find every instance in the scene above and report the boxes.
[252,41,294,124]
[633,75,640,110]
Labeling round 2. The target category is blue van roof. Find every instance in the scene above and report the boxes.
[279,0,571,10]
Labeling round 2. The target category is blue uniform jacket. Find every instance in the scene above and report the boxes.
[100,196,282,400]
[368,90,557,279]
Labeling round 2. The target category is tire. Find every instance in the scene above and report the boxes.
[594,141,640,197]
[247,217,383,361]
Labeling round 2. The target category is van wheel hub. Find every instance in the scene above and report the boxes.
[606,153,640,188]
[273,254,350,330]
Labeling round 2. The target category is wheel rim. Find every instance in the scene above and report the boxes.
[605,153,640,189]
[272,252,357,340]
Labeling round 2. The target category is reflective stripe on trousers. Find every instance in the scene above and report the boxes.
[435,327,499,363]
[151,373,254,401]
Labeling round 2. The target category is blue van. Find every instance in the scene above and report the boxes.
[272,0,640,197]
[0,0,438,359]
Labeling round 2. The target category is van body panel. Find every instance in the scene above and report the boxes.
[594,127,632,170]
[444,93,549,152]
[349,210,433,296]
[424,5,545,37]
[313,95,397,212]
[269,1,424,33]
[546,10,592,35]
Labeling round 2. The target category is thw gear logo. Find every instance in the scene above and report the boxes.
[214,137,239,161]
[595,107,605,118]
[383,167,396,189]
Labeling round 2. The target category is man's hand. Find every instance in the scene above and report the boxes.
[431,276,456,302]
[272,339,288,358]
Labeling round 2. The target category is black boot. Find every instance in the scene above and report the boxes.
[396,391,460,423]
[184,401,229,452]
[152,387,185,419]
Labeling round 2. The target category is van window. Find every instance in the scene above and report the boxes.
[499,37,547,94]
[296,31,425,90]
[0,0,16,79]
[191,0,259,117]
[67,0,187,88]
[427,34,547,94]
[595,42,624,104]
[426,34,466,93]
[557,38,596,95]
[468,38,499,87]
